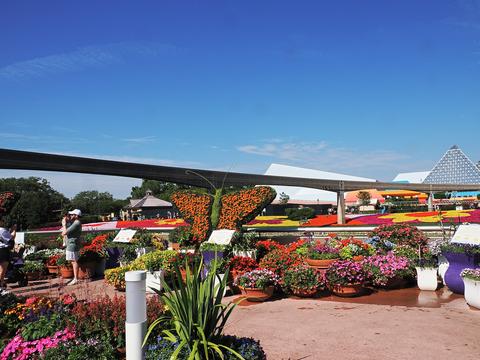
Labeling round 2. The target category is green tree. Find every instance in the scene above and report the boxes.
[279,192,290,204]
[0,177,69,230]
[131,180,253,202]
[130,180,195,201]
[357,191,372,206]
[71,191,126,216]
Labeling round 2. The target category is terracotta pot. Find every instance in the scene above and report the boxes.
[59,266,74,279]
[229,269,245,283]
[352,255,364,262]
[292,288,318,298]
[78,262,96,279]
[239,285,274,302]
[332,283,364,297]
[46,265,59,275]
[306,258,338,268]
[26,272,42,281]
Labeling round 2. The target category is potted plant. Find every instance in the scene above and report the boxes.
[369,224,429,250]
[283,265,325,297]
[22,260,45,281]
[235,269,280,301]
[441,243,480,294]
[461,269,480,309]
[441,242,480,294]
[142,250,178,293]
[414,250,439,291]
[79,234,110,278]
[78,250,101,279]
[258,248,304,277]
[428,237,449,285]
[325,260,365,297]
[57,254,73,279]
[46,254,61,275]
[336,238,375,261]
[227,256,258,283]
[361,253,413,289]
[255,239,284,261]
[306,243,340,268]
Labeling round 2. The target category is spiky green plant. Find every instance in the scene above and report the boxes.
[144,259,244,359]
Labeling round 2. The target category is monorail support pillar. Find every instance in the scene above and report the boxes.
[337,191,346,225]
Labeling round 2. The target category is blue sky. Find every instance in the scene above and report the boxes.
[1,1,480,198]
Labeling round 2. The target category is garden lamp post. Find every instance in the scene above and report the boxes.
[125,270,147,360]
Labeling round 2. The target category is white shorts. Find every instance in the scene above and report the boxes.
[66,251,80,261]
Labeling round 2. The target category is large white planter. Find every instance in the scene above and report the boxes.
[437,255,449,285]
[416,267,438,291]
[463,277,480,309]
[146,270,165,293]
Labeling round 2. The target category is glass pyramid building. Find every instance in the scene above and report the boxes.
[423,145,480,184]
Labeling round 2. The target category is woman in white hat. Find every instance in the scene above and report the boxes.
[62,209,82,285]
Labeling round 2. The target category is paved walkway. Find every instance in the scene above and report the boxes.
[225,288,480,360]
[6,279,480,360]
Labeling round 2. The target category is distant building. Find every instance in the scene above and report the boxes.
[264,163,374,203]
[125,190,173,219]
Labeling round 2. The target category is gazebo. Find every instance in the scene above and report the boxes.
[125,190,174,219]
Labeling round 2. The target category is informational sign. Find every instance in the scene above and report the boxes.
[451,224,480,246]
[113,229,137,243]
[206,229,235,245]
[15,232,25,244]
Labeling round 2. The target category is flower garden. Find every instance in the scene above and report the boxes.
[2,188,480,359]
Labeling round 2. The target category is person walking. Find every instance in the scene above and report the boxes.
[0,218,16,293]
[62,209,82,286]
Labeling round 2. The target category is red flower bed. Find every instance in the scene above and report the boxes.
[228,256,258,273]
[256,239,285,260]
[259,248,304,277]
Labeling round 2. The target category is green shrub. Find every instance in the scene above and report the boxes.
[285,207,315,221]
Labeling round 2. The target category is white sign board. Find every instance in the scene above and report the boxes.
[15,232,25,244]
[451,224,480,246]
[113,229,137,243]
[206,229,235,245]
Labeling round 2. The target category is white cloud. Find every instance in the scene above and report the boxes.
[0,41,181,80]
[237,141,327,161]
[237,140,410,179]
[122,136,157,144]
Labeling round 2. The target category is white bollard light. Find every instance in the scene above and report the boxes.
[125,270,147,360]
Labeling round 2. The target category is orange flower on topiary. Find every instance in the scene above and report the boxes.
[217,186,276,230]
[170,192,213,243]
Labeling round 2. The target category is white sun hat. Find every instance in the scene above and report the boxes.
[68,209,82,217]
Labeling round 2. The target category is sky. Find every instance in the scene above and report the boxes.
[1,0,480,198]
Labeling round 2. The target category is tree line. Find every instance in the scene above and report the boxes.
[0,177,195,230]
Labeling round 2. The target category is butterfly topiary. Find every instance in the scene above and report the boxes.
[171,185,276,244]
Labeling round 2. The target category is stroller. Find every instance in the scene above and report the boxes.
[6,244,28,287]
